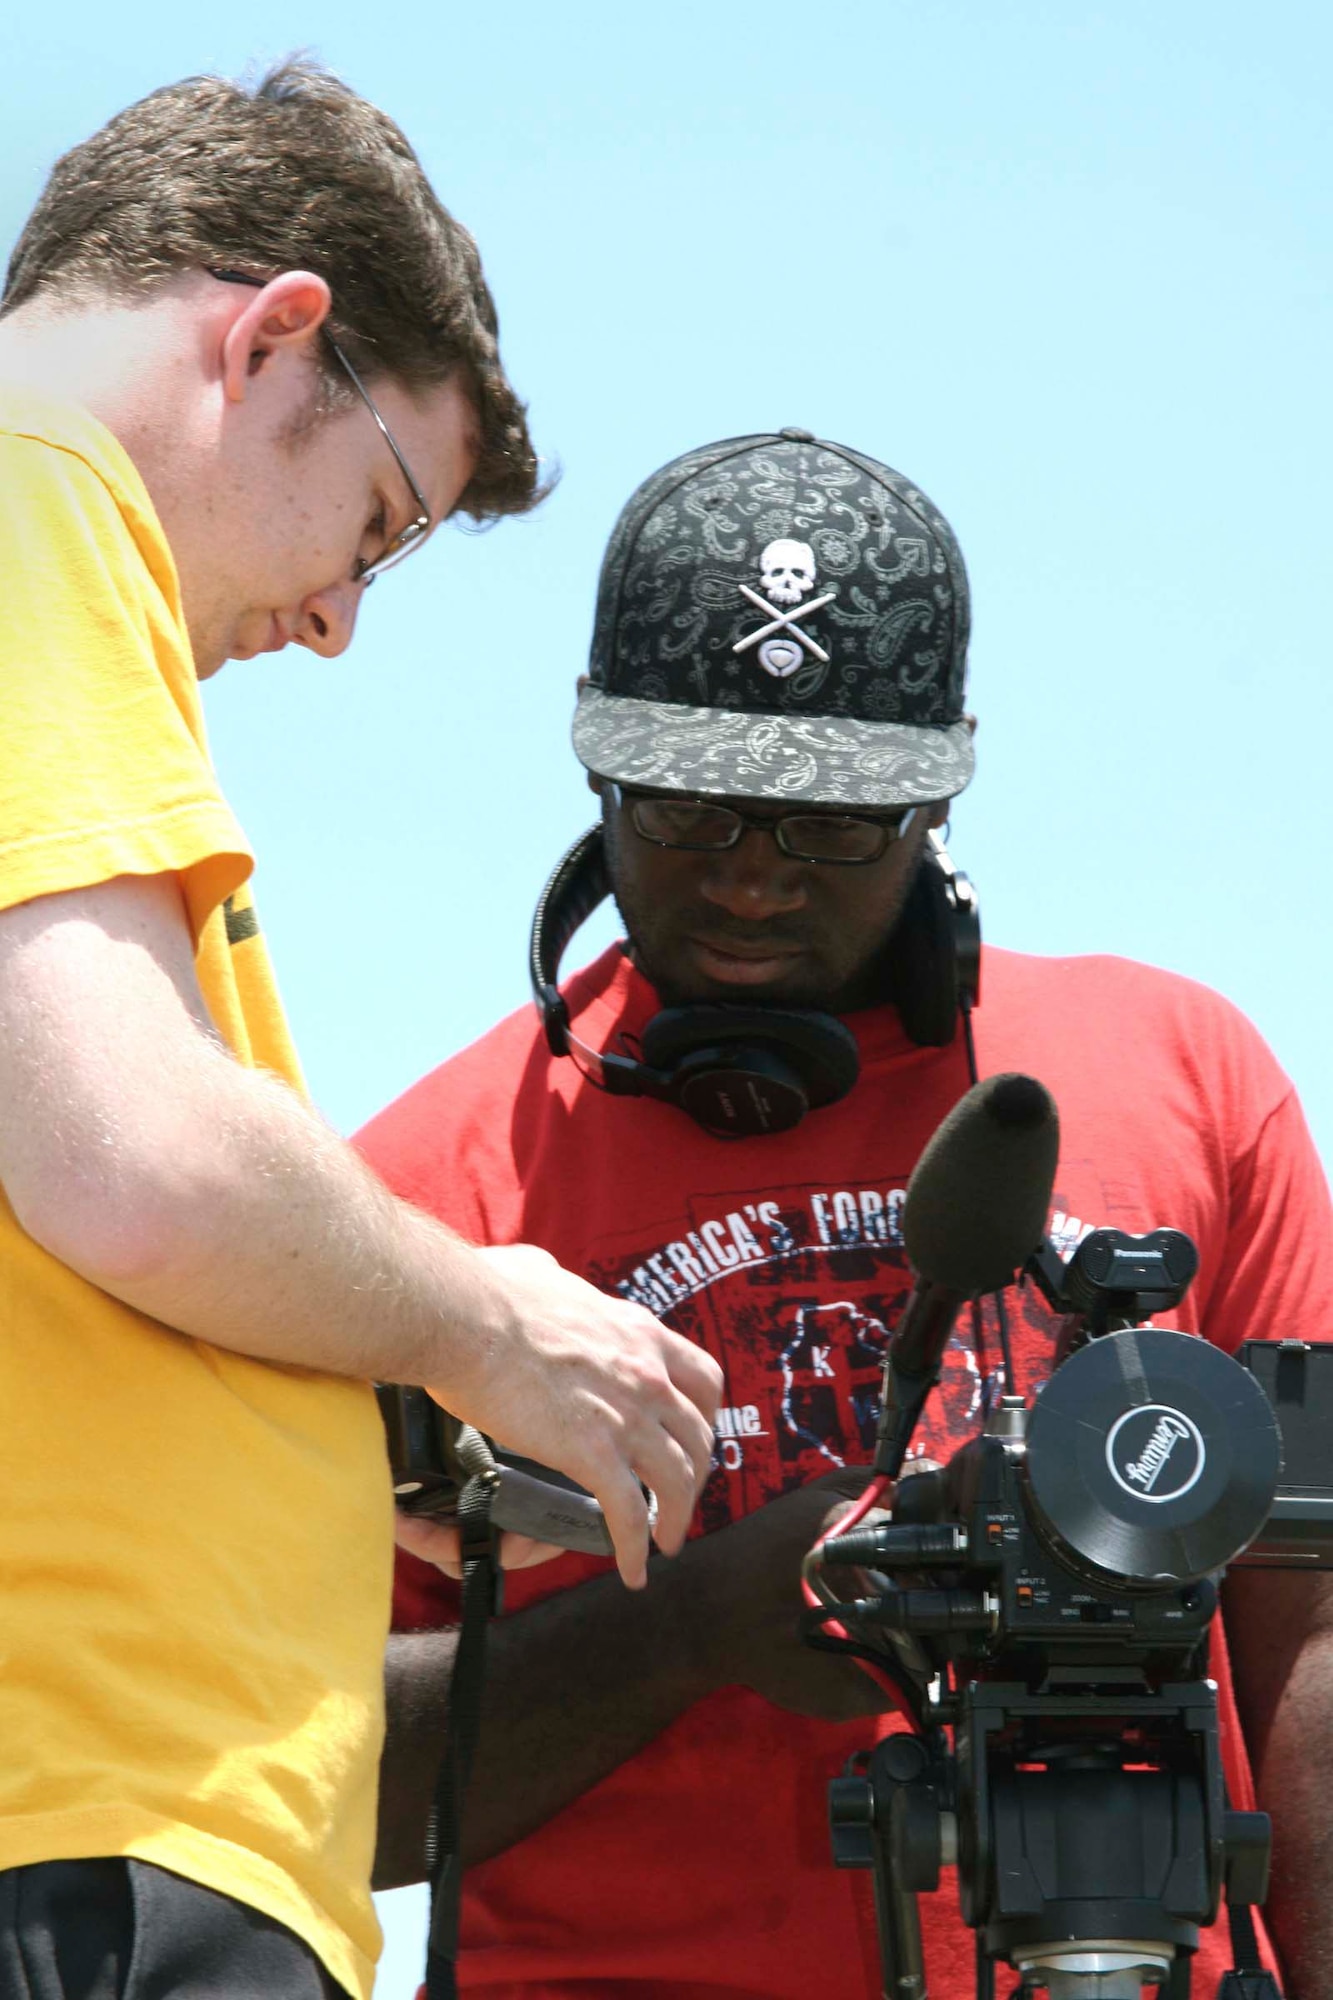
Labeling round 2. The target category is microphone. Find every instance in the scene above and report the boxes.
[875,1073,1060,1476]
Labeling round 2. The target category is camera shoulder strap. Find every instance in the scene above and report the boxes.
[424,1460,502,2000]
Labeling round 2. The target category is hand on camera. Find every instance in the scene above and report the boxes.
[429,1242,723,1591]
[393,1510,562,1580]
[697,1467,894,1722]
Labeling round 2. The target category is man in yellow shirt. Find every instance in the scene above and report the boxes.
[0,61,720,2000]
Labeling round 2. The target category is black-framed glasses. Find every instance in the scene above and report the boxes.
[610,784,920,865]
[208,268,432,585]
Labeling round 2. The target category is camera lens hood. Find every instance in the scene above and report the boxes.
[1024,1328,1281,1587]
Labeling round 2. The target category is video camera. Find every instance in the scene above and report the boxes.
[804,1074,1333,2000]
[375,1386,619,1560]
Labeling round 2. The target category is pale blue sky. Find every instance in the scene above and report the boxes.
[4,1,1330,1985]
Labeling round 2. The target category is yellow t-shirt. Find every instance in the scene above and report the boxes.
[0,388,390,1999]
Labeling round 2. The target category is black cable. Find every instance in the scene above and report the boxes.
[799,1618,929,1732]
[958,995,1019,1403]
[992,1288,1017,1401]
[960,991,978,1089]
[970,1298,992,1409]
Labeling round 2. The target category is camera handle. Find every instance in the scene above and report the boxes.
[830,1730,950,1997]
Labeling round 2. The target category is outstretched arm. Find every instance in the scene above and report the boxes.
[375,1468,885,1887]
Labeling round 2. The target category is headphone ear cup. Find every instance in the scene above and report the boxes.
[886,845,980,1047]
[640,1007,860,1137]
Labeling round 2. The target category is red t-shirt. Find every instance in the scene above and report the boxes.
[358,944,1332,2000]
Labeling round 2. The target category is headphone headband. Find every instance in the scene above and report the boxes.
[530,826,610,1058]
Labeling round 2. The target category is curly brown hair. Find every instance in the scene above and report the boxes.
[2,58,542,520]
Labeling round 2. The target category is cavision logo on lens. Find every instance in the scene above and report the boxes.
[1105,1403,1206,1506]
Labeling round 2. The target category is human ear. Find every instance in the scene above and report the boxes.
[218,271,333,405]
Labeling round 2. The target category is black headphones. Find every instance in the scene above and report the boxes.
[529,824,981,1140]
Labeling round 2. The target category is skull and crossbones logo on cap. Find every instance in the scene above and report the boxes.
[734,538,836,678]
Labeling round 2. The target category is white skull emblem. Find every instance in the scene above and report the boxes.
[759,539,817,608]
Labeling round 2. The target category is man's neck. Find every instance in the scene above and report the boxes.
[0,287,200,483]
[0,285,232,676]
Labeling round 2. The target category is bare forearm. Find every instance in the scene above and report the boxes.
[1224,1572,1333,2000]
[0,876,722,1585]
[1249,1630,1333,1998]
[377,1557,714,1887]
[67,1049,500,1387]
[375,1471,888,1887]
[0,879,498,1386]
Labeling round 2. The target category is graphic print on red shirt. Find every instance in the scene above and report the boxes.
[360,943,1332,2000]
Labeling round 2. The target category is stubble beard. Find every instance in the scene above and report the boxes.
[609,874,911,1016]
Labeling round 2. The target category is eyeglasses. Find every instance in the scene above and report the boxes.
[208,268,432,585]
[611,784,920,865]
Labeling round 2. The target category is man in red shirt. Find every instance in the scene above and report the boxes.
[359,431,1333,1998]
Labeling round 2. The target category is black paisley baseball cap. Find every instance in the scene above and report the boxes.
[572,429,975,807]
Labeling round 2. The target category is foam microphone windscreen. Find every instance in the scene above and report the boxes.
[902,1073,1060,1296]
